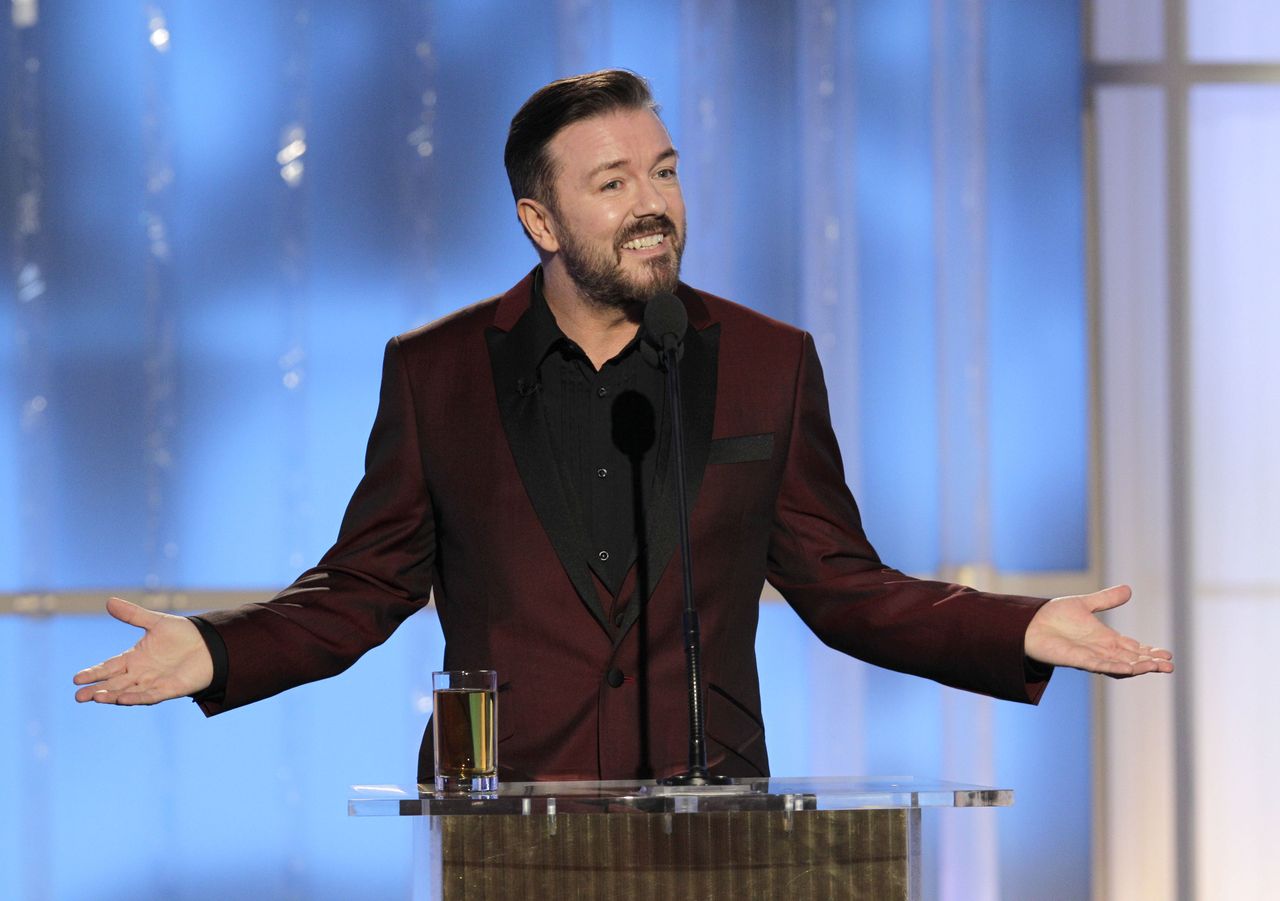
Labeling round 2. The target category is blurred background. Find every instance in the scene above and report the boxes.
[1,1,1275,898]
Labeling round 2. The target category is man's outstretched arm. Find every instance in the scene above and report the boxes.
[72,596,213,705]
[1025,584,1174,677]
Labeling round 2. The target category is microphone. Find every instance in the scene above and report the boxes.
[641,292,687,367]
[643,291,731,787]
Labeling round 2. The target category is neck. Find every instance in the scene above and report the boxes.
[541,261,642,370]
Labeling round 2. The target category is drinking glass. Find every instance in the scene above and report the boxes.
[431,670,498,793]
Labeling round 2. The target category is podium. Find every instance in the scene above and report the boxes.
[350,777,1010,900]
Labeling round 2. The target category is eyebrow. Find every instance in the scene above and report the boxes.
[585,147,679,181]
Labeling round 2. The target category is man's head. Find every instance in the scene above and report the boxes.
[506,70,687,309]
[505,69,658,210]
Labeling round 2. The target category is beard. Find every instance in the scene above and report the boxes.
[555,213,686,310]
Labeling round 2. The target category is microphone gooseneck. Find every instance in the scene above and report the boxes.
[645,291,731,787]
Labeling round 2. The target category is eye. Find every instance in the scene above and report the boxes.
[655,167,677,180]
[601,178,623,192]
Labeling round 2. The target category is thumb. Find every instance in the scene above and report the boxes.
[1083,584,1132,614]
[105,596,163,630]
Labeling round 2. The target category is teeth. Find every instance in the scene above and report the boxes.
[622,233,665,250]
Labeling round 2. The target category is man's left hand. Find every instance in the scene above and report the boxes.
[1025,585,1174,677]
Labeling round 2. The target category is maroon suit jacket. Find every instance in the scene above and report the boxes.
[198,270,1050,782]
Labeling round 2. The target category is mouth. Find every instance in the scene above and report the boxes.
[620,232,667,252]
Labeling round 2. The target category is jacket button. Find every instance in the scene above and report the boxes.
[613,611,626,627]
[606,667,624,688]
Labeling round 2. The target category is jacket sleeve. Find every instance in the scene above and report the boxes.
[765,333,1051,703]
[197,336,436,715]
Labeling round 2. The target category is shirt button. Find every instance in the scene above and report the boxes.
[596,467,608,479]
[597,386,609,398]
[597,550,610,562]
[606,667,624,688]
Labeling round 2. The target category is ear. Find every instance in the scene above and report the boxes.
[517,198,560,254]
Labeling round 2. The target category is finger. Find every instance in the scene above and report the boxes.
[1090,658,1139,677]
[84,688,125,704]
[82,671,189,705]
[114,688,166,706]
[105,596,163,630]
[77,684,124,703]
[1124,642,1173,662]
[1109,649,1161,667]
[1084,584,1133,614]
[83,685,158,706]
[1106,660,1172,679]
[75,669,141,702]
[86,669,149,697]
[72,655,128,686]
[1101,653,1175,678]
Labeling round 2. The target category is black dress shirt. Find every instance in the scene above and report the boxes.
[524,278,670,599]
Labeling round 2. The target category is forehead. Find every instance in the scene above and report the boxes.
[547,108,674,183]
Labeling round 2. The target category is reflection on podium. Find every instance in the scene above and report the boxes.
[350,776,1011,900]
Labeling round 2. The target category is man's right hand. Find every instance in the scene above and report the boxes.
[73,596,214,705]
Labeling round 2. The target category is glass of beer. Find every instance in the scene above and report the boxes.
[431,670,498,793]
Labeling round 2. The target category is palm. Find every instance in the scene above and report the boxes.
[72,597,213,705]
[1024,585,1173,678]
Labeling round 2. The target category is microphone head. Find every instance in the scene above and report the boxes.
[642,292,688,351]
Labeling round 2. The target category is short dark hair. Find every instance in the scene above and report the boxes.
[504,69,658,207]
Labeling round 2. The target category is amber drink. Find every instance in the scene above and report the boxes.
[431,670,498,793]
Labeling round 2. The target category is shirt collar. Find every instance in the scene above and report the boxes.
[528,267,572,367]
[528,267,646,370]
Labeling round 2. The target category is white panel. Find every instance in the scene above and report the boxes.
[1192,595,1280,900]
[1092,0,1164,62]
[1188,85,1280,900]
[1189,86,1280,589]
[1188,0,1280,62]
[1095,85,1179,901]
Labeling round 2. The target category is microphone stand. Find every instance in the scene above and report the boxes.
[656,333,732,787]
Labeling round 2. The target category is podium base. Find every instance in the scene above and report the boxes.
[415,807,920,900]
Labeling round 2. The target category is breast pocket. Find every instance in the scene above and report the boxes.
[707,433,774,465]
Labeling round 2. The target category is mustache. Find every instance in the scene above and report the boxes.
[614,216,679,251]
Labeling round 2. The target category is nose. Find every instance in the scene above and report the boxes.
[632,177,668,218]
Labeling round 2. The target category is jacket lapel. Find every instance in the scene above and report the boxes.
[486,275,608,630]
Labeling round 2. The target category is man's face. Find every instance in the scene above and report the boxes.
[542,108,687,308]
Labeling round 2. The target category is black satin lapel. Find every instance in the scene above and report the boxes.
[626,322,720,619]
[678,323,720,527]
[485,326,609,630]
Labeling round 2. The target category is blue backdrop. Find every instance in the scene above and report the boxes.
[2,2,1089,898]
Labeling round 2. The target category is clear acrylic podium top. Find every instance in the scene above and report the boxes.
[348,776,1012,818]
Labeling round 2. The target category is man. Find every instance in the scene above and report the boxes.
[74,70,1171,782]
